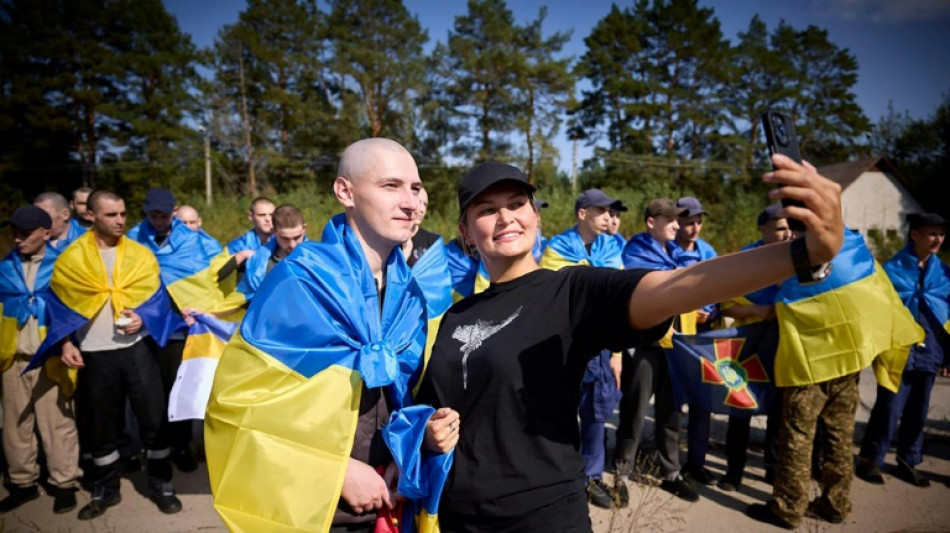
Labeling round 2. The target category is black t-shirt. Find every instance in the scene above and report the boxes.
[415,266,670,530]
[408,227,441,267]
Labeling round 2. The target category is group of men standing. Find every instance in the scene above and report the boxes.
[0,143,946,532]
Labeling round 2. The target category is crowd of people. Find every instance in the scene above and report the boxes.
[0,137,946,532]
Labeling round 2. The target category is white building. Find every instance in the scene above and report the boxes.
[818,156,923,239]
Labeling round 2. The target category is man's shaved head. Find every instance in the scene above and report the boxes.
[176,204,202,230]
[338,138,415,183]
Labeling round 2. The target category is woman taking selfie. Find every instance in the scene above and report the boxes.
[415,156,844,533]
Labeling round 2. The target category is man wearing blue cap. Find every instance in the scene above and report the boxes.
[0,206,82,514]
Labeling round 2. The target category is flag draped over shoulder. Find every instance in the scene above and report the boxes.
[622,232,697,344]
[226,228,266,254]
[127,219,240,314]
[167,313,237,422]
[540,226,623,270]
[0,248,76,395]
[205,213,438,533]
[234,238,277,304]
[774,230,923,391]
[409,237,453,371]
[48,218,87,253]
[27,232,184,371]
[884,245,950,335]
[669,323,779,416]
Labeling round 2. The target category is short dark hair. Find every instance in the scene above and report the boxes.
[87,189,123,213]
[249,196,275,212]
[272,204,304,230]
[72,186,93,199]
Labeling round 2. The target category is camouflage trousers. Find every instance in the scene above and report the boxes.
[769,372,860,526]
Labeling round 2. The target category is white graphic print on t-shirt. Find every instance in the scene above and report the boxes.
[452,306,523,389]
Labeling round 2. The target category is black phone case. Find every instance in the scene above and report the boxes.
[761,110,806,230]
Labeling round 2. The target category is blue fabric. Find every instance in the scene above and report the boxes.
[236,238,278,302]
[884,246,950,373]
[382,405,454,520]
[126,219,223,286]
[546,226,623,268]
[736,241,781,307]
[28,279,183,369]
[226,229,267,254]
[444,240,477,299]
[532,234,548,264]
[622,232,678,271]
[409,237,453,319]
[0,250,56,329]
[670,238,719,324]
[48,219,86,253]
[240,213,428,405]
[860,371,935,467]
[668,322,779,416]
[775,229,875,304]
[580,350,622,478]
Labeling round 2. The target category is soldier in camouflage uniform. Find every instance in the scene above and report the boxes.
[768,372,860,527]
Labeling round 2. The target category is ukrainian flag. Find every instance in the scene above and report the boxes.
[720,241,780,328]
[0,248,76,395]
[167,313,237,422]
[205,213,447,533]
[540,226,623,270]
[27,232,184,371]
[383,405,453,533]
[408,237,453,384]
[127,219,242,314]
[884,244,950,335]
[773,230,923,391]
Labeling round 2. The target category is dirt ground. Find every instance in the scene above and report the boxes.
[3,366,949,533]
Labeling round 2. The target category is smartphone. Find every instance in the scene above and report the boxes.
[761,110,806,231]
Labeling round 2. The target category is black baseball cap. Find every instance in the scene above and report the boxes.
[143,187,176,214]
[458,161,536,213]
[907,212,948,230]
[610,200,629,213]
[676,196,708,217]
[757,204,784,227]
[1,205,52,231]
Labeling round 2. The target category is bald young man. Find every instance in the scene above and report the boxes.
[175,205,203,231]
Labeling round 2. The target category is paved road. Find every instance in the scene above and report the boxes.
[3,367,949,532]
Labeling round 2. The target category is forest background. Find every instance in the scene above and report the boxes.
[1,0,948,257]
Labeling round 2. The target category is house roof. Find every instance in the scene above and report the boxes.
[817,156,914,193]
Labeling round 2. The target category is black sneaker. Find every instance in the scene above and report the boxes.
[172,448,198,473]
[148,482,182,514]
[0,484,40,513]
[892,457,930,488]
[805,499,845,524]
[659,476,699,503]
[683,464,717,486]
[585,477,613,509]
[745,503,796,530]
[78,488,121,520]
[612,476,629,508]
[717,473,742,492]
[855,460,884,485]
[52,487,78,514]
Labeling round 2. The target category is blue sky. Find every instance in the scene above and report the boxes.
[165,0,950,168]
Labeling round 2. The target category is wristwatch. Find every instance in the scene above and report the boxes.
[790,236,831,284]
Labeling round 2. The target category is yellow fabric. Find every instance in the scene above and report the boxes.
[775,265,922,391]
[538,248,588,271]
[416,509,441,533]
[0,313,16,372]
[473,271,490,295]
[182,331,230,363]
[413,315,444,398]
[659,310,697,348]
[51,232,160,320]
[43,353,78,398]
[167,251,244,314]
[719,296,763,328]
[205,333,362,533]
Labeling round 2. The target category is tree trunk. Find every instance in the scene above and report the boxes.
[238,46,257,195]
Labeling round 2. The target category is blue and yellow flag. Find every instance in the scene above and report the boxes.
[719,241,781,328]
[0,248,76,395]
[622,232,697,345]
[48,218,87,253]
[167,313,237,422]
[127,219,241,314]
[670,323,779,416]
[774,230,923,391]
[407,237,453,397]
[28,232,184,371]
[226,228,267,254]
[205,213,438,533]
[884,245,950,335]
[383,406,454,533]
[233,238,278,304]
[540,226,623,270]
